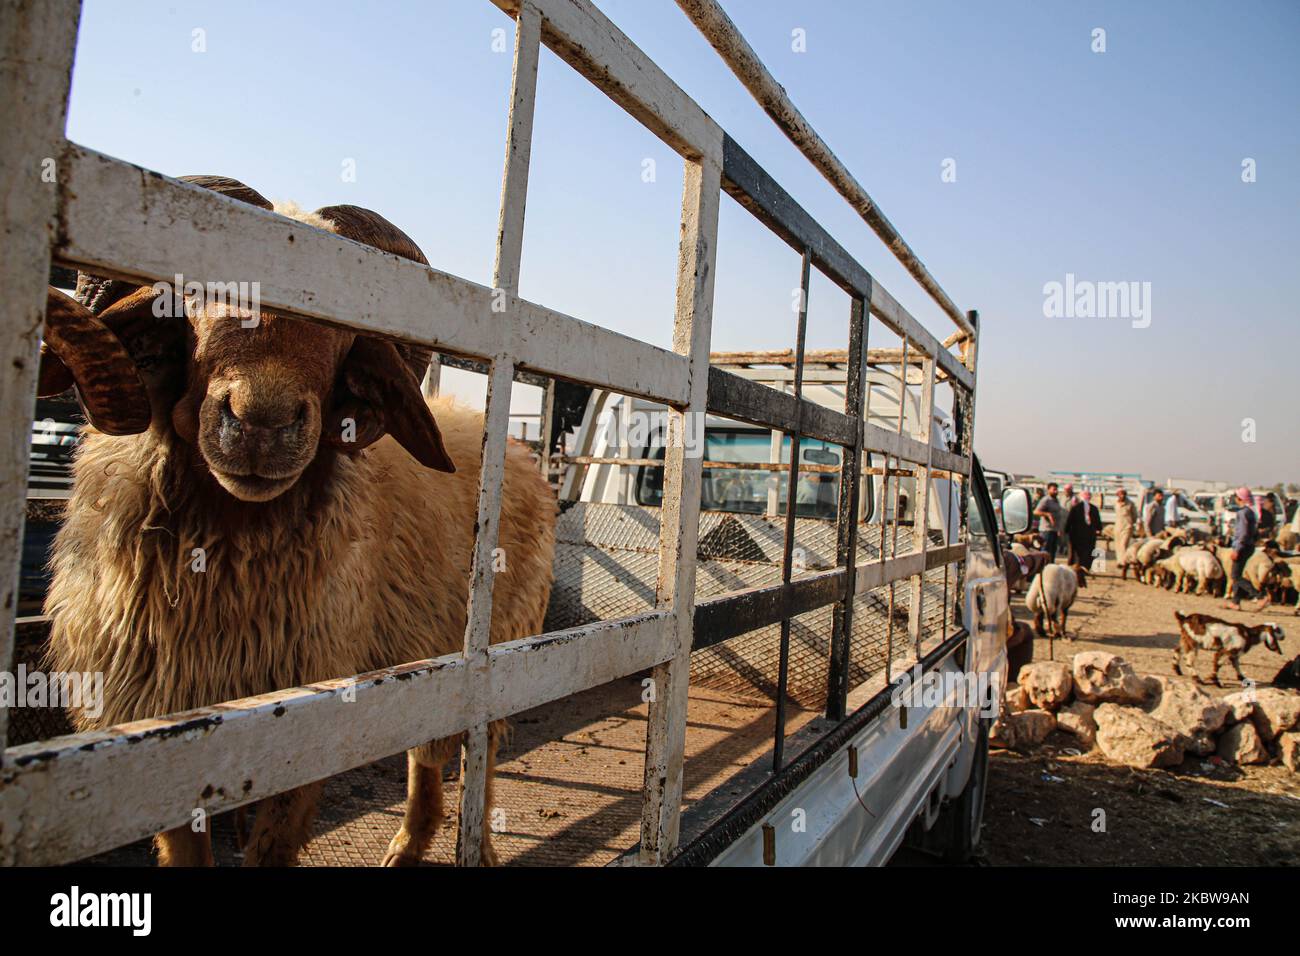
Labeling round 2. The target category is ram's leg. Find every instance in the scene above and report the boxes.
[1061,607,1071,641]
[1230,653,1246,684]
[241,781,324,867]
[1172,638,1184,676]
[155,824,213,866]
[480,720,508,867]
[382,742,450,867]
[1209,649,1225,688]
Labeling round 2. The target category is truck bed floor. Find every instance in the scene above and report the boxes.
[80,677,817,867]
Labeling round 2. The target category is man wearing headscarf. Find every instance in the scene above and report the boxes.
[1065,490,1104,570]
[1112,488,1138,572]
[1225,486,1270,611]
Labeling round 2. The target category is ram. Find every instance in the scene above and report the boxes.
[38,177,557,867]
[1026,563,1087,641]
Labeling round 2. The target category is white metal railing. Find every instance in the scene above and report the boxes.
[0,0,978,866]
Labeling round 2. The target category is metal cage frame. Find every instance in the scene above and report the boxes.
[0,0,978,866]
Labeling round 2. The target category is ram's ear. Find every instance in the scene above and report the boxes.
[323,336,454,472]
[38,287,152,435]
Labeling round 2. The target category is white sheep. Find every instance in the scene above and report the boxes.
[1174,546,1225,595]
[1026,564,1088,640]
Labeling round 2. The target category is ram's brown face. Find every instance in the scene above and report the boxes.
[175,306,351,501]
[36,176,456,503]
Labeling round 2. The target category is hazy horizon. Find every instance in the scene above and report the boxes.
[62,0,1299,486]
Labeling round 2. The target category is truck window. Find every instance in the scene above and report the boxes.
[966,460,1000,566]
[635,430,842,519]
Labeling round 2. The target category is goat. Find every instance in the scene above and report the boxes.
[39,176,557,867]
[1026,563,1087,640]
[1172,611,1285,687]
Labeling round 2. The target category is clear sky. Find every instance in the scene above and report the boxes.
[64,1,1298,486]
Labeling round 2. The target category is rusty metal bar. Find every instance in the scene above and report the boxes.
[676,0,973,337]
[906,356,936,657]
[706,366,856,447]
[825,294,868,720]
[719,133,972,390]
[773,249,811,771]
[693,569,845,651]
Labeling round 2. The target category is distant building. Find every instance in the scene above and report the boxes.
[1166,477,1231,494]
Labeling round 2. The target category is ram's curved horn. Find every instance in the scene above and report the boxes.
[38,287,152,435]
[313,204,434,382]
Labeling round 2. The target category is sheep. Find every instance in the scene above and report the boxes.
[1172,612,1285,686]
[1214,546,1235,596]
[1118,536,1144,580]
[1279,526,1298,551]
[1134,536,1174,584]
[1268,562,1297,608]
[1242,549,1287,596]
[1274,561,1300,613]
[1026,563,1087,641]
[39,176,557,867]
[1148,552,1182,590]
[1171,546,1225,595]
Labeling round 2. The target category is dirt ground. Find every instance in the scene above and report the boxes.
[980,562,1300,867]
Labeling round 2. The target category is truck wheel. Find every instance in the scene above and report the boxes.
[941,716,991,863]
[905,716,990,863]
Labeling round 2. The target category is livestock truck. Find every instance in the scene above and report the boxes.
[1,0,1027,867]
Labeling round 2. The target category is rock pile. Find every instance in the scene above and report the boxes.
[992,651,1300,771]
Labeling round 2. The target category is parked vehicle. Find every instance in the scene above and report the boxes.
[1137,487,1214,537]
[1206,488,1289,543]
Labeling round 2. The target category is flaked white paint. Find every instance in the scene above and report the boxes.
[55,146,691,407]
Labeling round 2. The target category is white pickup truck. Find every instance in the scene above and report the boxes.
[0,0,1030,869]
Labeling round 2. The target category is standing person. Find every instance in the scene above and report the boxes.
[1143,489,1166,536]
[1065,490,1104,570]
[1225,487,1270,611]
[1258,494,1278,540]
[1061,483,1077,558]
[1165,489,1181,530]
[1112,487,1138,571]
[1034,482,1064,562]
